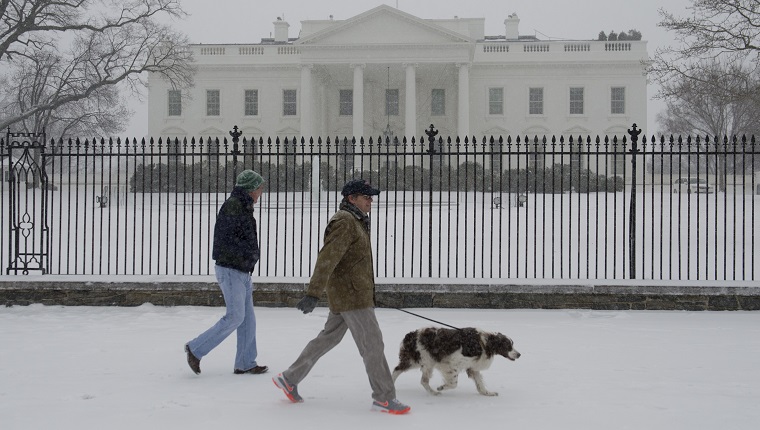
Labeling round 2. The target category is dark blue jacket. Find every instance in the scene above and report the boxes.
[212,186,260,273]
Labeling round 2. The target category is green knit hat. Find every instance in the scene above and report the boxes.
[235,169,264,192]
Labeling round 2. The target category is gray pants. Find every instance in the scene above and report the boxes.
[283,307,396,402]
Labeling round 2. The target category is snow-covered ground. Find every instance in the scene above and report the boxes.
[2,304,758,429]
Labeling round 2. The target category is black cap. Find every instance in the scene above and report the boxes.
[341,179,380,197]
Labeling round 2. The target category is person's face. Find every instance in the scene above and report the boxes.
[249,185,264,204]
[349,193,373,214]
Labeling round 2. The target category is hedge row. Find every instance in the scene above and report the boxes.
[129,161,623,193]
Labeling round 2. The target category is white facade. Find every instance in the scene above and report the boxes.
[148,5,647,141]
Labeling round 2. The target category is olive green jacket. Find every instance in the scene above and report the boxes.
[306,209,375,313]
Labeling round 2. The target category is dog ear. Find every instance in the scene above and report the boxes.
[484,333,511,358]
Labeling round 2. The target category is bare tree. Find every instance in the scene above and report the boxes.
[1,49,130,137]
[647,0,760,183]
[649,0,760,101]
[653,62,760,185]
[657,62,760,138]
[0,0,195,134]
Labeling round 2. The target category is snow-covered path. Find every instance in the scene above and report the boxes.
[2,305,758,429]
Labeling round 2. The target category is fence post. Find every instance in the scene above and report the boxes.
[229,125,242,170]
[627,123,642,279]
[425,124,439,277]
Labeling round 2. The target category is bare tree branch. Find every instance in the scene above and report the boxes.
[0,0,194,134]
[657,62,760,137]
[649,0,760,100]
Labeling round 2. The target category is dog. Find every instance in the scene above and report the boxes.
[391,327,520,396]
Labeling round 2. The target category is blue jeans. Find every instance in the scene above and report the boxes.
[186,265,259,371]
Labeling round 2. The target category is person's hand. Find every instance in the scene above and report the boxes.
[296,295,319,314]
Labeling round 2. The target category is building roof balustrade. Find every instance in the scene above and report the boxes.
[190,39,645,66]
[474,40,646,63]
[192,44,302,65]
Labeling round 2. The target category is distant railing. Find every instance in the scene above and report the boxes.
[1,125,758,280]
[483,44,509,53]
[564,43,590,52]
[605,42,632,51]
[524,43,550,52]
[197,40,646,61]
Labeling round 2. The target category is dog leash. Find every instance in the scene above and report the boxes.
[376,300,461,330]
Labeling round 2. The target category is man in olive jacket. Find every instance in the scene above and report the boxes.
[273,179,411,415]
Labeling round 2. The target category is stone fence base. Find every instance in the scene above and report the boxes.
[1,277,759,311]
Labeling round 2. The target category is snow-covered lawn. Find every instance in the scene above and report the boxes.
[1,304,758,429]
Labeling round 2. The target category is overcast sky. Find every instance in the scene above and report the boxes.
[127,0,694,137]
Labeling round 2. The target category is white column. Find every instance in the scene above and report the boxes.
[457,63,471,139]
[352,63,365,139]
[300,64,313,139]
[404,63,417,140]
[319,81,328,138]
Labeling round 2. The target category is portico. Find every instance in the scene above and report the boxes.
[294,6,474,140]
[296,60,470,140]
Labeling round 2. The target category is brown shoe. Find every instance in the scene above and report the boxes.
[234,365,268,375]
[185,344,201,375]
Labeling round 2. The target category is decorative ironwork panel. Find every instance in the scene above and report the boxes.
[5,129,49,274]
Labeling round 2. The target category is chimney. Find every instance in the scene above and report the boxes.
[274,17,289,42]
[504,13,519,40]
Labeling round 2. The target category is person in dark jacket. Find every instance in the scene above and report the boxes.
[273,179,410,415]
[184,170,268,376]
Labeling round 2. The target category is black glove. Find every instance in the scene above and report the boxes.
[296,295,319,314]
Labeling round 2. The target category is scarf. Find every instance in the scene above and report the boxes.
[340,199,371,234]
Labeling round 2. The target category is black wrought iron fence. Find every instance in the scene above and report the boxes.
[2,124,758,280]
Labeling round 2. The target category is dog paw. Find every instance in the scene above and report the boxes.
[481,391,498,397]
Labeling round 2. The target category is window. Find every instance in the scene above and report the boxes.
[569,87,584,115]
[206,90,220,116]
[570,143,584,170]
[283,89,297,116]
[528,144,545,170]
[244,90,258,116]
[431,89,445,115]
[339,89,353,116]
[611,87,625,114]
[529,87,544,115]
[168,90,181,116]
[613,148,626,174]
[489,87,503,115]
[386,89,399,116]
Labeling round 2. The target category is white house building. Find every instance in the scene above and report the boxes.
[148,5,646,146]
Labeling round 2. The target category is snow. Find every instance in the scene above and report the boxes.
[2,304,759,429]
